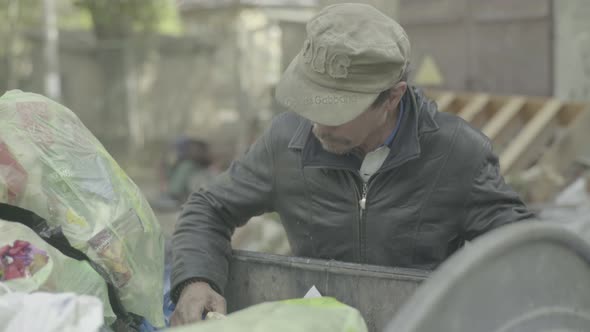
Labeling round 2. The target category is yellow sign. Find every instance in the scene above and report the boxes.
[415,55,444,86]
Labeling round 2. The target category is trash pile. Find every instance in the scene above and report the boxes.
[0,90,166,330]
[0,219,115,322]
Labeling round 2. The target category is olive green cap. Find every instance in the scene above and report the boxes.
[275,3,410,126]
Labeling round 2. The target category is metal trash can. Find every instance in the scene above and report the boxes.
[225,250,428,332]
[386,221,590,332]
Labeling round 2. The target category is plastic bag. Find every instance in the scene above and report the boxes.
[0,291,105,332]
[0,219,116,323]
[0,90,165,327]
[166,297,368,332]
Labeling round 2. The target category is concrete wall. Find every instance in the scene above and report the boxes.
[398,0,553,96]
[18,29,256,164]
[554,0,590,101]
[278,21,307,72]
[318,0,398,17]
[180,9,282,156]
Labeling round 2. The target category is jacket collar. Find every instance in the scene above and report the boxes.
[288,87,439,171]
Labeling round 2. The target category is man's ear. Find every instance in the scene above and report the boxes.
[392,82,408,100]
[387,82,407,106]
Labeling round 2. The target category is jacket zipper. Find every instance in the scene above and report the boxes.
[358,180,368,263]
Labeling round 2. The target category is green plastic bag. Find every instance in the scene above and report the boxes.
[167,297,368,332]
[0,90,165,327]
[0,219,117,324]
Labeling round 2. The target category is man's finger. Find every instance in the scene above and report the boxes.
[170,311,181,327]
[208,295,227,314]
[182,301,207,324]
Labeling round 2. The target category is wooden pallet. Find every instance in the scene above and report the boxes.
[425,90,589,177]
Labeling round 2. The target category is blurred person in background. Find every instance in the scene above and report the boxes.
[153,138,216,211]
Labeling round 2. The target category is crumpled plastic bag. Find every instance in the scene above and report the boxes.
[0,90,165,327]
[538,177,590,243]
[166,297,368,332]
[0,219,116,323]
[0,291,105,332]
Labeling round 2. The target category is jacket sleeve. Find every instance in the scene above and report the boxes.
[171,122,276,298]
[462,147,535,241]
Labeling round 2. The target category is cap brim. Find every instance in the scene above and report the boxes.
[275,55,379,126]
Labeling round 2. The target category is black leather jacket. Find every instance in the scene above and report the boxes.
[171,87,533,299]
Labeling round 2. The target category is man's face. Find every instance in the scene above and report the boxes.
[312,107,382,155]
[311,84,405,155]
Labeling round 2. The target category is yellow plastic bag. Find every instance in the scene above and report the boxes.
[166,297,368,332]
[0,90,165,327]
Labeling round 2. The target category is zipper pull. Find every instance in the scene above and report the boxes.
[359,183,368,210]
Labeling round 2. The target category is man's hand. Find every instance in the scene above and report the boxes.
[170,281,227,327]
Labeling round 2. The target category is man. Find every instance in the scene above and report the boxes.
[153,139,215,211]
[165,139,214,202]
[170,3,533,326]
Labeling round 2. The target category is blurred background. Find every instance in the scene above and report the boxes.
[2,0,590,252]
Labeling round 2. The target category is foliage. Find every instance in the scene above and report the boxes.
[74,0,182,38]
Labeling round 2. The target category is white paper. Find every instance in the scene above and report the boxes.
[303,285,322,298]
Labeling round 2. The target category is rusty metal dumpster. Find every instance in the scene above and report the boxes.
[224,250,428,332]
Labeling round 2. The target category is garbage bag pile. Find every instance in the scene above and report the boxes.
[0,220,115,324]
[0,90,166,328]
